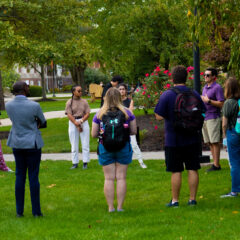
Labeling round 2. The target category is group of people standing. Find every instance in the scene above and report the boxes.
[3,65,240,216]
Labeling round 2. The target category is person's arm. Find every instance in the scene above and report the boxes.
[222,116,228,139]
[91,122,100,138]
[129,99,134,112]
[67,114,81,127]
[155,113,164,121]
[36,104,47,128]
[79,112,90,124]
[129,118,137,135]
[201,95,224,108]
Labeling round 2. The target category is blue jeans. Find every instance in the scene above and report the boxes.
[13,148,42,215]
[227,129,240,192]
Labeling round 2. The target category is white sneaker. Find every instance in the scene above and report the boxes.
[140,162,147,169]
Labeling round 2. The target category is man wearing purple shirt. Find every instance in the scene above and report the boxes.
[201,67,224,172]
[154,66,205,207]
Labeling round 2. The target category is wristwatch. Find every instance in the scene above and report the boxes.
[208,99,211,104]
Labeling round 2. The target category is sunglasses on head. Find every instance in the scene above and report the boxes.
[204,74,211,77]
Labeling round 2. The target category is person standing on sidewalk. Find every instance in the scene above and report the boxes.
[65,85,90,169]
[201,67,224,172]
[6,81,46,217]
[118,83,147,169]
[221,77,240,198]
[154,66,205,207]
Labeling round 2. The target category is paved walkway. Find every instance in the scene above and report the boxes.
[3,150,228,162]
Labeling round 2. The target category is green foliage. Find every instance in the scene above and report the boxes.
[84,67,110,85]
[29,85,42,97]
[62,85,72,92]
[1,69,20,88]
[90,0,192,82]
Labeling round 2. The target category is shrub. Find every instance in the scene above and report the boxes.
[29,86,42,97]
[84,68,110,85]
[49,88,60,93]
[62,85,72,92]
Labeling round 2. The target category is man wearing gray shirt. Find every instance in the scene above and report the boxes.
[6,81,46,217]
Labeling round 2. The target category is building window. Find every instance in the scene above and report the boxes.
[30,81,34,86]
[25,80,29,85]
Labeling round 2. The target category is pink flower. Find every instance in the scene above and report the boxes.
[189,77,193,80]
[163,70,169,74]
[166,83,171,89]
[168,73,172,76]
[187,66,194,73]
[142,91,146,95]
[136,88,139,92]
[154,66,161,72]
[148,95,150,98]
[143,86,147,90]
[200,72,204,75]
[145,73,149,77]
[155,73,158,76]
[151,73,154,76]
[154,81,157,84]
[154,125,158,130]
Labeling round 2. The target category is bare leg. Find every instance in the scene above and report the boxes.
[188,170,199,200]
[116,163,128,210]
[102,164,116,212]
[171,172,181,202]
[210,143,221,167]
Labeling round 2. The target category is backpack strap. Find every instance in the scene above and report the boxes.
[170,87,181,95]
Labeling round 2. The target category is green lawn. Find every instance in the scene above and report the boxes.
[0,160,238,240]
[0,113,98,154]
[0,98,101,119]
[0,109,150,154]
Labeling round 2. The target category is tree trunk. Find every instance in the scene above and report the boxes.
[40,65,47,100]
[70,64,86,95]
[0,70,5,110]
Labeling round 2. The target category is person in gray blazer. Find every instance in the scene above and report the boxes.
[6,81,46,217]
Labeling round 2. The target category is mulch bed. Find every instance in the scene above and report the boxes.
[136,114,210,151]
[0,131,10,140]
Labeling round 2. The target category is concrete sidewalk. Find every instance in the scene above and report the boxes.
[3,150,228,162]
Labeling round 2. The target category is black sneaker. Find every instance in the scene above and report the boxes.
[188,199,197,206]
[70,164,78,169]
[83,163,88,169]
[166,200,179,207]
[206,164,221,172]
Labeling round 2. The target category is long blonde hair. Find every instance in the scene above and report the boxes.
[98,87,129,120]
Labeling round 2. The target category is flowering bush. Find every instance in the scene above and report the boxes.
[134,65,207,113]
[133,66,172,113]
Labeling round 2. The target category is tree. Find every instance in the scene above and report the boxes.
[90,0,192,82]
[0,0,93,99]
[186,0,240,76]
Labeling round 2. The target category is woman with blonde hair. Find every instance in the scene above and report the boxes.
[92,87,137,212]
[221,77,240,198]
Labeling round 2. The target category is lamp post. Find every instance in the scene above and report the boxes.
[193,6,210,163]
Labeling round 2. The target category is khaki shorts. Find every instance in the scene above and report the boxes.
[202,118,221,143]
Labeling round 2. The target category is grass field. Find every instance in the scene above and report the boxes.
[0,109,150,154]
[0,160,239,240]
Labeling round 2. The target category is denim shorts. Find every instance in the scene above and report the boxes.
[98,142,133,166]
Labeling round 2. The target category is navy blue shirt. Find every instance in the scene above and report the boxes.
[154,86,205,147]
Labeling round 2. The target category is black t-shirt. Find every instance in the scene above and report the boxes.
[101,82,112,107]
[122,98,131,108]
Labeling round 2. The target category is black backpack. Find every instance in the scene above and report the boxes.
[100,109,130,152]
[171,87,204,134]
